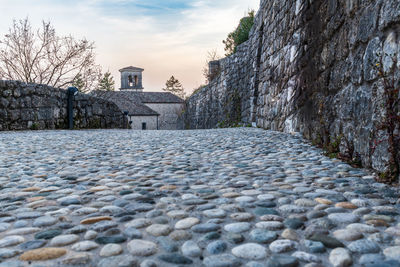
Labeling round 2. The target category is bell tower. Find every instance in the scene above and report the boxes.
[119,66,144,91]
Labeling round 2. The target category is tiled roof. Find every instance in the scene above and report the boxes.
[125,92,184,103]
[91,91,159,116]
[119,66,144,72]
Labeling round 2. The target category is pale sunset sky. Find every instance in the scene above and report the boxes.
[0,0,259,94]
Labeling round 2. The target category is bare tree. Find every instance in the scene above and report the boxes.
[202,49,221,83]
[0,18,100,91]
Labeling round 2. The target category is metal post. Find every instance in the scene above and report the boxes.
[67,87,78,130]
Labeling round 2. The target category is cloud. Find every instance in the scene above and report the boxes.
[0,0,259,92]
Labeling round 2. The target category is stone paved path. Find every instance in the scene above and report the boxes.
[0,128,399,267]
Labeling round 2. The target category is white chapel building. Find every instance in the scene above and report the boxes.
[93,66,184,130]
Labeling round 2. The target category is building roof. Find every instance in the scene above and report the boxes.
[91,91,159,116]
[127,92,184,104]
[119,66,144,72]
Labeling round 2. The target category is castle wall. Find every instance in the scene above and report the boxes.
[185,0,400,179]
[185,41,256,129]
[0,80,128,130]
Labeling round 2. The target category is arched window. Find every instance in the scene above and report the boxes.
[128,75,133,87]
[134,75,138,86]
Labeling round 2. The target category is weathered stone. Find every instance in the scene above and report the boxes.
[158,253,193,264]
[95,235,127,244]
[71,241,99,251]
[232,243,267,260]
[97,255,139,267]
[62,253,92,266]
[0,236,25,248]
[203,254,241,267]
[19,248,67,261]
[249,229,277,243]
[49,234,79,246]
[315,198,333,205]
[308,234,344,248]
[175,217,200,230]
[224,222,251,233]
[146,224,172,236]
[100,244,123,257]
[207,240,228,254]
[181,240,201,257]
[327,213,359,224]
[329,248,352,267]
[348,239,380,253]
[127,239,158,256]
[281,229,299,241]
[80,216,112,224]
[269,240,297,253]
[383,246,400,261]
[292,251,321,263]
[266,255,299,267]
[333,229,363,241]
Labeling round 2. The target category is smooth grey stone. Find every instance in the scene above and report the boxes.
[266,255,299,267]
[328,213,359,224]
[181,240,201,257]
[304,240,325,253]
[348,239,380,253]
[124,227,143,239]
[16,212,42,219]
[0,261,25,267]
[0,236,25,247]
[98,255,139,267]
[90,221,118,232]
[269,240,297,253]
[207,240,228,254]
[249,229,277,243]
[158,253,193,264]
[32,216,57,227]
[0,248,21,259]
[232,243,267,260]
[203,254,241,267]
[191,223,220,233]
[19,240,46,250]
[157,237,178,252]
[359,254,385,265]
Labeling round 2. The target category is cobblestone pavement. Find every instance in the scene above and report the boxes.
[0,128,399,267]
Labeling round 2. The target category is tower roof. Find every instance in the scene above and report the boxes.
[119,66,144,72]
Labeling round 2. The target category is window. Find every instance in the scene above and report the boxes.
[128,75,133,87]
[142,122,147,130]
[134,75,138,86]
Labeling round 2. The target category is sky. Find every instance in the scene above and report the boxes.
[0,0,259,94]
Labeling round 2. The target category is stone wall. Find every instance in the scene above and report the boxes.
[185,41,257,129]
[145,103,184,130]
[128,115,158,130]
[0,80,128,131]
[185,0,400,181]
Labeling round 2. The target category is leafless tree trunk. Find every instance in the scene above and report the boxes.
[0,18,100,91]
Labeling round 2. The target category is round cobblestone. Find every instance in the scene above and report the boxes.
[0,128,397,266]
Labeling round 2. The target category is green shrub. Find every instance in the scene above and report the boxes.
[223,10,255,56]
